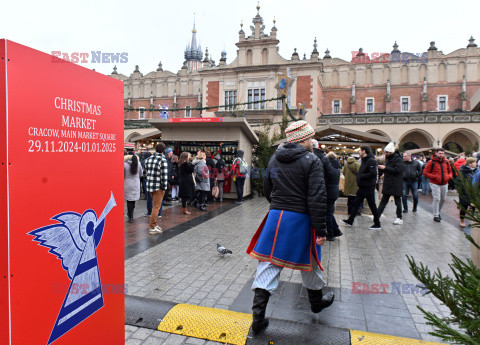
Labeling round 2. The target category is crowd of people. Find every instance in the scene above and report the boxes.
[123,143,249,234]
[340,146,479,229]
[124,136,479,235]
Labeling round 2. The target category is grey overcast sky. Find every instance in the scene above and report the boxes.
[2,0,478,76]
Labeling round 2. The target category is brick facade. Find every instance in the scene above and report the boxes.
[296,76,313,109]
[206,81,219,112]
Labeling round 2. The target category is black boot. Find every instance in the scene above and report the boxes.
[307,288,334,313]
[252,288,270,334]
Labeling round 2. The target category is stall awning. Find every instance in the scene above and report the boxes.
[274,124,391,147]
[148,118,259,145]
[405,147,459,156]
[124,142,135,148]
[130,129,161,142]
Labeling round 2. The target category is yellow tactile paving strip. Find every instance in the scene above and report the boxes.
[158,303,253,345]
[350,330,445,345]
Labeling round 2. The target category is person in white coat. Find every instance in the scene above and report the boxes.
[125,152,143,223]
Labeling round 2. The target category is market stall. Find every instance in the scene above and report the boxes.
[148,117,259,199]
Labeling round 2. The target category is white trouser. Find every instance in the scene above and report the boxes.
[430,183,447,217]
[251,258,326,293]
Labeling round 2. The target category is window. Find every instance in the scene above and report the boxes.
[185,106,191,117]
[332,100,341,114]
[138,107,145,119]
[365,98,374,113]
[437,95,448,111]
[225,91,237,110]
[247,88,266,109]
[400,97,410,112]
[277,92,283,110]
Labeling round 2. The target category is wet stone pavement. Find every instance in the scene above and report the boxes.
[124,194,470,344]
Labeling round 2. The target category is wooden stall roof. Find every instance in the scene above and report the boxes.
[130,129,161,142]
[148,118,259,144]
[405,147,459,156]
[274,124,391,146]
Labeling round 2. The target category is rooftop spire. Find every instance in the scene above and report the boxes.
[185,15,203,62]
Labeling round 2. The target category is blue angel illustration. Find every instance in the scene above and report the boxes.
[28,193,116,344]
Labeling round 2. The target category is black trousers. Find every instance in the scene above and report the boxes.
[195,190,207,205]
[377,194,402,219]
[182,197,188,208]
[347,186,380,226]
[126,200,135,219]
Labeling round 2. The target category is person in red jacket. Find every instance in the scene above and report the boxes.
[422,148,453,222]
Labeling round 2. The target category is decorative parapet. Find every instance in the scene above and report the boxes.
[317,113,480,126]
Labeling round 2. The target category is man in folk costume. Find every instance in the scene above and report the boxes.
[246,120,334,334]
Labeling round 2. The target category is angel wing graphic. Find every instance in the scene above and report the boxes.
[28,192,116,344]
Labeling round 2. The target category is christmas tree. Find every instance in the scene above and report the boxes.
[408,172,480,345]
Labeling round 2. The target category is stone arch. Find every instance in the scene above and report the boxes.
[332,70,339,87]
[246,49,253,66]
[366,129,391,141]
[365,67,373,85]
[401,65,408,84]
[457,61,466,81]
[399,129,434,149]
[438,62,446,82]
[383,66,391,83]
[419,64,427,83]
[262,48,268,65]
[125,132,141,142]
[442,128,480,154]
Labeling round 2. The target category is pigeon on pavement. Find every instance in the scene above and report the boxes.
[217,243,232,256]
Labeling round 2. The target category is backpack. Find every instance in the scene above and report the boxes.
[239,159,249,175]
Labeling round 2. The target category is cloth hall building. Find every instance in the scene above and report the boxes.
[116,5,480,153]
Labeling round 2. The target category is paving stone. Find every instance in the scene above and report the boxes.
[125,195,470,342]
[131,327,155,340]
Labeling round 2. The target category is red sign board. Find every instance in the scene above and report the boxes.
[168,117,224,123]
[0,40,124,345]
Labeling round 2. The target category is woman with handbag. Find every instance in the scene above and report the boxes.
[192,152,210,211]
[178,152,195,214]
[214,153,226,201]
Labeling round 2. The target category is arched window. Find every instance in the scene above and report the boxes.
[348,68,355,84]
[419,64,427,83]
[246,50,253,66]
[365,67,372,85]
[401,65,408,84]
[262,48,268,65]
[332,70,339,87]
[438,63,446,82]
[383,66,391,83]
[457,61,466,81]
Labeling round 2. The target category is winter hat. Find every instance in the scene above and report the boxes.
[384,142,395,153]
[236,150,244,158]
[165,148,173,154]
[466,157,477,165]
[285,120,315,143]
